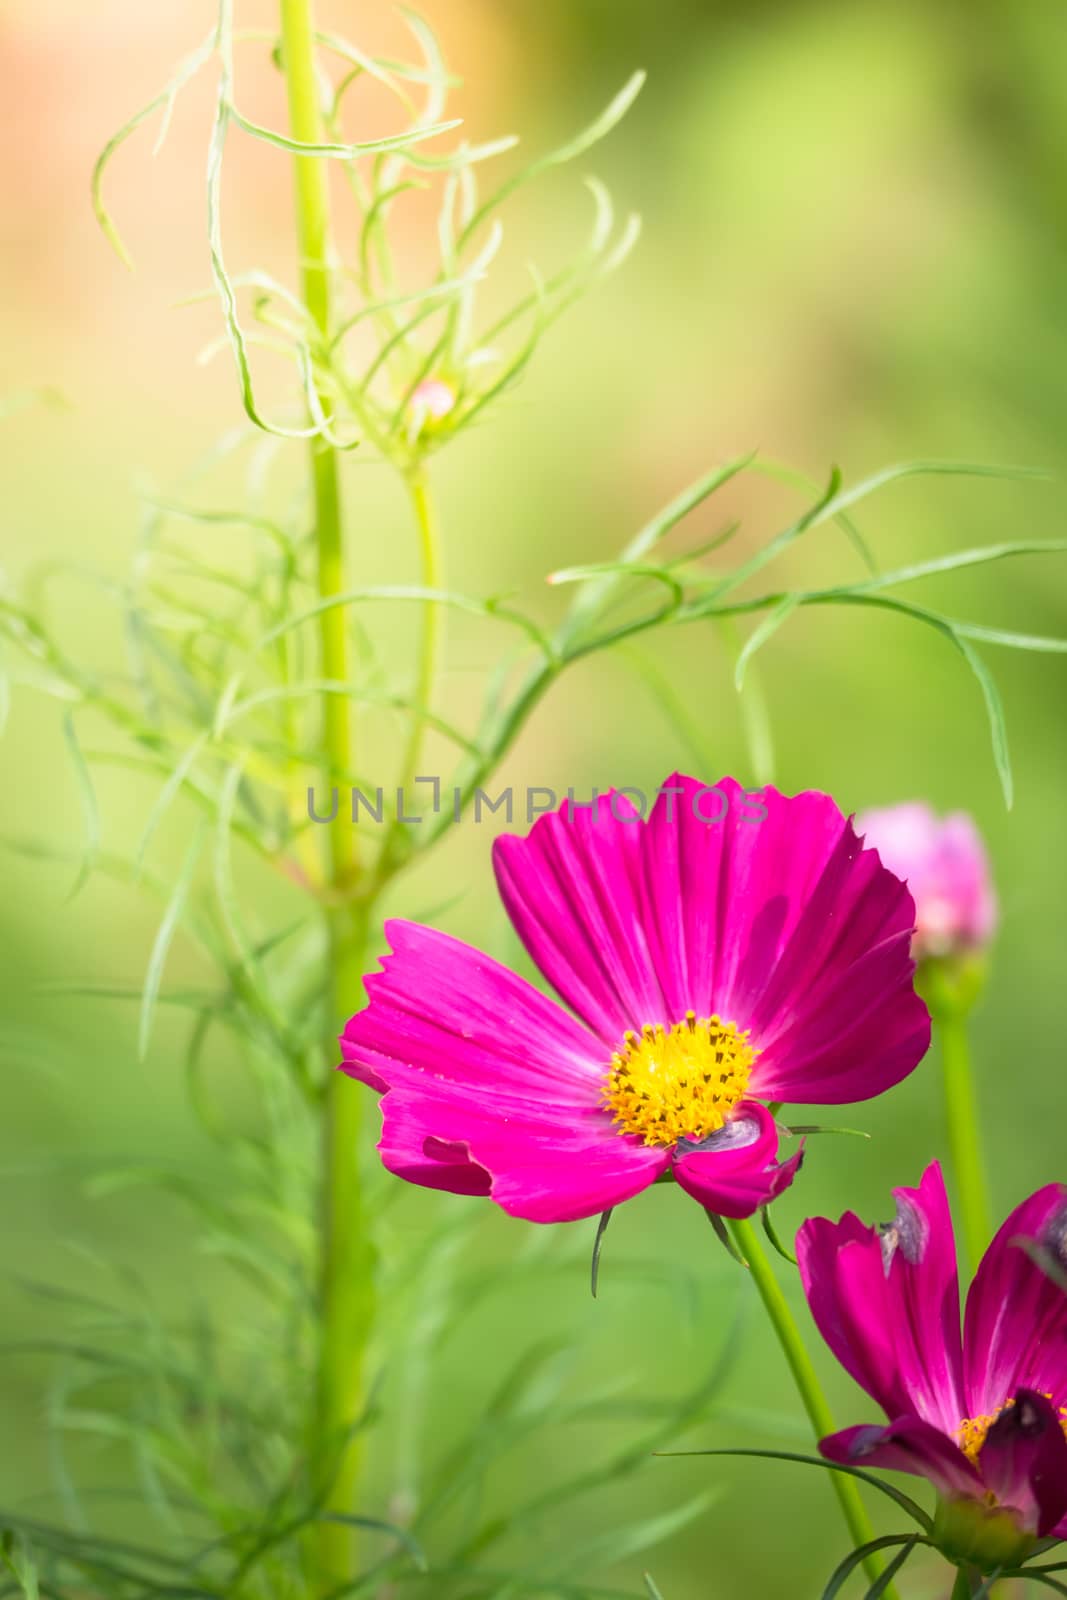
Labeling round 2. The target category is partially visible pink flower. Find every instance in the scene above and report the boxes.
[339,775,929,1225]
[798,1165,1067,1563]
[409,377,456,423]
[857,802,996,962]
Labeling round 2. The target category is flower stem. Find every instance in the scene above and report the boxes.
[376,467,444,884]
[404,467,444,792]
[936,1002,992,1279]
[278,0,374,1585]
[728,1217,900,1600]
[951,1566,975,1599]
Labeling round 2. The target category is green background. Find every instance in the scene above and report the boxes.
[2,0,1067,1593]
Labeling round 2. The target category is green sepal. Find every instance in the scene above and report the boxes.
[933,1495,1036,1572]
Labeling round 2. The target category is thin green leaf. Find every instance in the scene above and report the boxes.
[822,459,1050,523]
[206,22,318,443]
[862,1536,921,1598]
[0,1532,39,1600]
[1008,1573,1067,1596]
[553,1491,716,1578]
[92,34,216,267]
[314,1512,427,1570]
[560,452,755,646]
[460,72,646,246]
[760,1205,796,1266]
[135,731,210,874]
[952,622,1067,652]
[591,1207,614,1299]
[821,1534,922,1600]
[705,1208,748,1266]
[749,456,876,573]
[643,1577,665,1600]
[848,538,1067,595]
[955,628,1012,808]
[404,134,521,172]
[61,711,100,900]
[734,594,798,690]
[227,102,460,158]
[139,824,204,1060]
[222,679,481,756]
[660,1448,933,1533]
[783,1124,871,1139]
[721,591,1017,809]
[715,466,843,601]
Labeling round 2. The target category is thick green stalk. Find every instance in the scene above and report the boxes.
[951,1566,975,1599]
[279,0,372,1585]
[728,1217,900,1600]
[937,1005,992,1279]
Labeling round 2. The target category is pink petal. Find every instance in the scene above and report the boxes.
[341,919,668,1222]
[820,1415,982,1502]
[379,1079,669,1222]
[963,1183,1067,1416]
[342,919,608,1103]
[858,802,998,957]
[493,774,929,1106]
[797,1163,965,1432]
[978,1389,1067,1537]
[492,789,663,1046]
[672,1101,802,1218]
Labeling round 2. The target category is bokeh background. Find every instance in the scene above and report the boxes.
[3,1,1067,1595]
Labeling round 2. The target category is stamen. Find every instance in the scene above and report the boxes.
[956,1393,1067,1466]
[603,1013,757,1147]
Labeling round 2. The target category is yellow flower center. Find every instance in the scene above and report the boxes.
[957,1394,1067,1467]
[603,1011,757,1147]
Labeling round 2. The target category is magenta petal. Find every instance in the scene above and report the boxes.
[378,1081,669,1222]
[341,920,669,1223]
[634,774,927,1104]
[341,919,608,1104]
[737,803,929,1104]
[821,1415,982,1501]
[493,775,930,1114]
[978,1389,1067,1537]
[672,1101,802,1218]
[963,1184,1067,1416]
[493,789,664,1045]
[797,1163,965,1432]
[379,1119,492,1197]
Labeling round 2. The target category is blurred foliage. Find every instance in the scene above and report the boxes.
[2,1,1067,1598]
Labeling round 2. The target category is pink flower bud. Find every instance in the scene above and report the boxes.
[410,378,456,423]
[856,801,997,963]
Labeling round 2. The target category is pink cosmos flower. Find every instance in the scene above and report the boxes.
[798,1163,1067,1560]
[856,802,997,963]
[340,775,930,1225]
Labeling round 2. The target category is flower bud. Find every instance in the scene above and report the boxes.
[856,802,996,964]
[409,377,457,427]
[933,1494,1036,1572]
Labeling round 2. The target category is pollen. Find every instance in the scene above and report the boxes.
[956,1394,1067,1467]
[603,1012,758,1148]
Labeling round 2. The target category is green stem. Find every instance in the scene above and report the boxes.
[951,1566,975,1599]
[728,1217,901,1600]
[936,1004,992,1279]
[376,467,444,884]
[279,0,373,1586]
[405,469,444,790]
